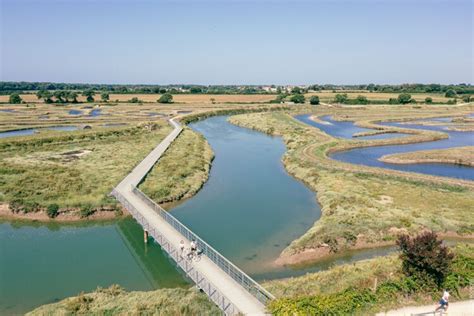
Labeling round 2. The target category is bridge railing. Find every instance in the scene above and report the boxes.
[131,185,275,306]
[111,189,239,315]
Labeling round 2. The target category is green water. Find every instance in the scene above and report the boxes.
[0,219,188,315]
[0,115,411,314]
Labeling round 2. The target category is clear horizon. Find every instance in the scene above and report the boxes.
[1,0,472,85]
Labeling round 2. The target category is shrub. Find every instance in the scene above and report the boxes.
[447,99,457,105]
[461,95,471,103]
[46,204,59,218]
[129,97,140,103]
[80,205,95,218]
[9,93,22,104]
[356,95,368,104]
[290,94,305,104]
[445,89,456,98]
[335,93,348,104]
[398,93,412,104]
[388,98,399,104]
[425,97,433,104]
[310,95,320,105]
[397,231,454,288]
[158,93,173,104]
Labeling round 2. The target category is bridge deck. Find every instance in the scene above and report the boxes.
[112,118,270,315]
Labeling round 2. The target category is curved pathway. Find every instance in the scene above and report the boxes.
[376,299,473,316]
[112,118,271,315]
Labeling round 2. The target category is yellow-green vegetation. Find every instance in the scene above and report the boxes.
[27,285,221,316]
[140,128,214,204]
[380,146,474,167]
[229,106,474,264]
[264,244,473,315]
[0,123,171,216]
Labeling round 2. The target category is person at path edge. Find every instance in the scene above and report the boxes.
[435,289,450,312]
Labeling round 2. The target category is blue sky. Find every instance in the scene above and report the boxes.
[1,0,472,85]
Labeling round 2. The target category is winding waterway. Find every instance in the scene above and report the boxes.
[295,114,474,180]
[4,114,471,313]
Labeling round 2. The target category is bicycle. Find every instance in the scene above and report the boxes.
[186,249,203,262]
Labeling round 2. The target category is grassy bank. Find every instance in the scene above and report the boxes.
[27,285,221,315]
[228,108,474,264]
[380,146,474,167]
[139,128,214,204]
[0,122,172,218]
[263,244,473,315]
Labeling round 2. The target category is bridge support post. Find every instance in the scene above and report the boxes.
[144,229,148,244]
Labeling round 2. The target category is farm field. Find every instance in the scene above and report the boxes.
[0,93,277,104]
[0,90,455,104]
[306,91,453,102]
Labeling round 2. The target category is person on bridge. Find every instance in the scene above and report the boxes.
[190,239,197,254]
[435,289,450,312]
[179,240,185,254]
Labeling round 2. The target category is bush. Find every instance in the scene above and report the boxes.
[388,98,399,104]
[310,95,320,105]
[398,93,412,104]
[46,204,59,218]
[447,99,457,105]
[461,95,471,103]
[9,93,22,104]
[335,93,348,104]
[290,94,305,104]
[397,231,454,288]
[158,93,173,104]
[445,89,456,98]
[356,95,368,104]
[129,97,140,103]
[425,97,433,104]
[80,205,95,218]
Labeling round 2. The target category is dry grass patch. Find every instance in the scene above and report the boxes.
[27,285,220,316]
[229,108,474,264]
[139,127,214,204]
[380,146,474,167]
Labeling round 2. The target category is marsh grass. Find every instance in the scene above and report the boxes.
[229,108,474,257]
[27,285,221,316]
[0,123,172,212]
[139,128,214,204]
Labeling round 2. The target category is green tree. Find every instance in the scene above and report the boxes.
[356,95,368,104]
[190,87,202,93]
[445,89,456,98]
[53,90,66,103]
[9,93,22,104]
[291,87,302,94]
[158,93,173,104]
[335,93,348,104]
[36,90,53,103]
[101,92,110,102]
[397,231,454,288]
[68,91,79,103]
[82,90,96,102]
[398,93,412,104]
[425,97,433,104]
[129,97,140,103]
[309,95,320,105]
[290,94,305,104]
[461,95,471,103]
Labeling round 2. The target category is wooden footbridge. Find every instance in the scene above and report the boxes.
[111,118,273,315]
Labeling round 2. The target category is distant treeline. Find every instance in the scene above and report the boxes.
[1,81,472,95]
[0,82,274,95]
